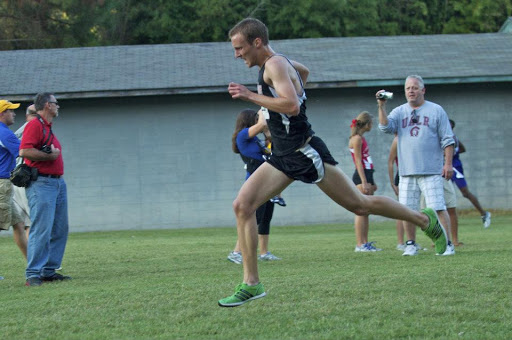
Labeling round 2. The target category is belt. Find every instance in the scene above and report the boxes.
[38,174,61,179]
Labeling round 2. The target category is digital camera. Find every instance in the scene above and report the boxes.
[377,91,393,100]
[41,145,52,154]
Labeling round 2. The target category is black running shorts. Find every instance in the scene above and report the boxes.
[352,169,375,186]
[266,136,338,184]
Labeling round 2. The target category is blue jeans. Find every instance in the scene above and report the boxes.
[25,177,69,279]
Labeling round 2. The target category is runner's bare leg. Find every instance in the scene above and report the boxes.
[316,164,429,228]
[233,162,294,285]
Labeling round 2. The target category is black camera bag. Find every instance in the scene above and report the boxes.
[10,160,37,187]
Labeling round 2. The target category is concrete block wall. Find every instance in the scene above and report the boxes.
[9,82,510,232]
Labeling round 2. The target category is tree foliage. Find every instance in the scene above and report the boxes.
[264,0,345,39]
[0,0,510,50]
[0,0,99,49]
[442,0,512,33]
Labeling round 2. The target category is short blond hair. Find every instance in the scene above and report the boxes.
[229,18,269,45]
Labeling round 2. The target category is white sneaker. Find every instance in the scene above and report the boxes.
[355,244,374,252]
[415,243,427,251]
[438,243,455,256]
[227,251,242,264]
[355,245,369,252]
[482,212,491,229]
[396,244,406,251]
[402,242,418,256]
[355,243,380,252]
[365,241,382,251]
[259,252,281,261]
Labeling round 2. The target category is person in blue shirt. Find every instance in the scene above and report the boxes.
[449,119,491,228]
[0,100,28,260]
[227,108,281,265]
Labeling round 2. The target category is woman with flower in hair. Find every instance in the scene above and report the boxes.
[348,111,381,252]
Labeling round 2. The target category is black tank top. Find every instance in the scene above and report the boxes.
[258,55,314,156]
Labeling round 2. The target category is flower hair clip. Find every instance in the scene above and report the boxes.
[350,119,358,128]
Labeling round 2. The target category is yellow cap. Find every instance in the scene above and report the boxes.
[0,100,20,113]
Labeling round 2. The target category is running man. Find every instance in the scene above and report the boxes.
[219,18,448,307]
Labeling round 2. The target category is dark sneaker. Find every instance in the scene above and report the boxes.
[25,277,43,286]
[270,196,286,207]
[42,273,72,282]
[421,208,448,255]
[218,283,266,307]
[276,197,286,207]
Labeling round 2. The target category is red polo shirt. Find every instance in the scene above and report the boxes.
[20,116,64,176]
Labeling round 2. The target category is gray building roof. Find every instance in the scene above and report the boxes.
[1,32,511,101]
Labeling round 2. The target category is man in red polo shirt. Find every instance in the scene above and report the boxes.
[20,93,71,286]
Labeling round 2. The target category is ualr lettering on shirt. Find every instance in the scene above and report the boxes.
[402,116,430,128]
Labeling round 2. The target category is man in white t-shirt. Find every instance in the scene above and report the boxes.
[378,75,455,256]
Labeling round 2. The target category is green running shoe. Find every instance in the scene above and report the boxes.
[218,283,266,307]
[422,208,448,255]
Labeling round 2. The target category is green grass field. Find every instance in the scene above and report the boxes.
[1,212,510,339]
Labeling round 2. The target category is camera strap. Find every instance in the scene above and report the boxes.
[35,114,54,147]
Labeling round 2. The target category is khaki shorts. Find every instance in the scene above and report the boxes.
[420,178,457,210]
[443,180,457,209]
[0,179,24,230]
[13,185,31,227]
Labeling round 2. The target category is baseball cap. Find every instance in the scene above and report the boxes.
[0,100,20,113]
